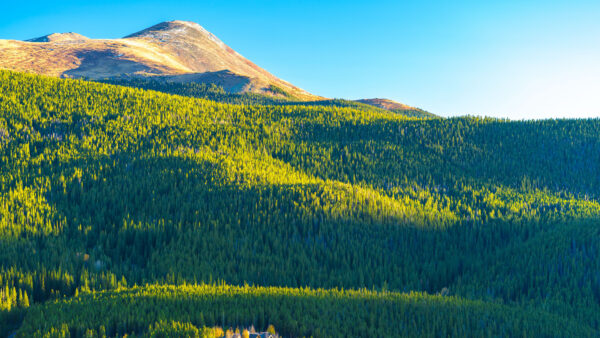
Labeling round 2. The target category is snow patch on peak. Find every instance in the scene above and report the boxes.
[126,20,228,50]
[168,21,227,50]
[170,20,203,29]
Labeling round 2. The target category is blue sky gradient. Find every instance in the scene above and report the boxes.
[1,0,599,119]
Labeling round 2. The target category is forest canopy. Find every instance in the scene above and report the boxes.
[0,70,599,337]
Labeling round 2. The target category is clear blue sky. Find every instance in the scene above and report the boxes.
[2,0,599,119]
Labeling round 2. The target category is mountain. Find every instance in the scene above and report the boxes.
[0,21,431,110]
[26,32,89,43]
[0,20,317,99]
[356,98,436,118]
[3,21,598,337]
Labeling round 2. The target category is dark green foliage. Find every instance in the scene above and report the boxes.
[97,77,290,106]
[97,77,434,118]
[267,84,293,99]
[0,69,599,336]
[390,107,437,118]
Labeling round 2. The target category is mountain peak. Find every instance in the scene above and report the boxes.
[125,20,215,40]
[27,32,89,43]
[123,20,230,53]
[1,21,318,100]
[169,20,204,29]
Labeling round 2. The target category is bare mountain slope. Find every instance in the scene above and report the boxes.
[356,98,417,111]
[356,98,436,118]
[27,32,90,43]
[0,20,316,99]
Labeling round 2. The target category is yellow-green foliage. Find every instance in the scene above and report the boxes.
[17,283,596,337]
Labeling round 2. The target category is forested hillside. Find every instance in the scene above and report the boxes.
[1,69,599,337]
[98,78,436,118]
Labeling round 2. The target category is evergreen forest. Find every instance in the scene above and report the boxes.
[0,70,599,337]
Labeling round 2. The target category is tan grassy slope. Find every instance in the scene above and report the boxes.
[0,20,317,99]
[356,98,417,111]
[356,98,435,117]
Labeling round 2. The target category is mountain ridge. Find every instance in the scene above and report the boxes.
[0,20,318,99]
[27,32,89,43]
[357,98,435,117]
[0,20,431,110]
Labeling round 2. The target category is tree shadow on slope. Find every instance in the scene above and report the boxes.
[280,118,600,197]
[4,150,600,331]
[62,50,156,79]
[29,152,561,296]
